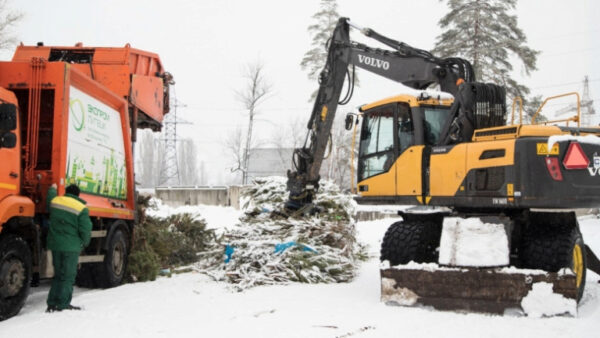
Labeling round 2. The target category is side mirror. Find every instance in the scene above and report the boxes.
[345,114,354,131]
[0,103,17,131]
[0,132,17,149]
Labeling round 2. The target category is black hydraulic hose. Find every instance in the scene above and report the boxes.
[338,64,355,105]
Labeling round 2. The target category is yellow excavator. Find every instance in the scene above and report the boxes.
[285,18,600,314]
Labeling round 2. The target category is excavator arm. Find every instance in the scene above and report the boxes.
[286,18,488,209]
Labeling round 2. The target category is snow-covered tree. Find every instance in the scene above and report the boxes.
[433,0,540,120]
[301,0,357,100]
[301,0,339,82]
[0,0,22,51]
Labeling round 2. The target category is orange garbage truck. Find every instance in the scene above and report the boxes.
[0,43,173,320]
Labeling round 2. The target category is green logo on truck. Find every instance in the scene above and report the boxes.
[69,98,85,131]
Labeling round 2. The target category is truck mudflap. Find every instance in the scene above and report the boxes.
[381,264,578,316]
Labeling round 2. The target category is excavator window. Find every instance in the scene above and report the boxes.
[358,104,407,181]
[421,106,451,145]
[398,104,414,153]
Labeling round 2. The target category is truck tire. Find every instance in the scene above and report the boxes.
[96,228,128,288]
[75,263,97,288]
[520,222,587,301]
[0,235,31,321]
[380,219,441,266]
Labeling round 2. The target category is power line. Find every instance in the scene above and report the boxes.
[530,28,600,41]
[532,78,600,90]
[542,46,600,57]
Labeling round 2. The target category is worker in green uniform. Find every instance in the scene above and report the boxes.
[45,183,92,312]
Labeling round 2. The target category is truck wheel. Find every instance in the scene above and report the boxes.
[0,235,31,321]
[75,263,97,288]
[97,228,128,288]
[380,219,441,266]
[520,223,587,301]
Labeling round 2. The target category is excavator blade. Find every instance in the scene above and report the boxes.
[381,265,578,315]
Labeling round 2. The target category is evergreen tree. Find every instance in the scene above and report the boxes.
[301,0,357,100]
[301,0,339,82]
[432,0,540,120]
[0,0,22,51]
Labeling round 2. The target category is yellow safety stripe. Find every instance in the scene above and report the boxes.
[88,206,133,216]
[0,182,17,190]
[51,196,85,215]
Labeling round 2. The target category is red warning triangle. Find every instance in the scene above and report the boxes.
[563,142,589,169]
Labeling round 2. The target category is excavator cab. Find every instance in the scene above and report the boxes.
[354,93,453,200]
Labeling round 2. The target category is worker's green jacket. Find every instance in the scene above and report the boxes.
[46,186,93,252]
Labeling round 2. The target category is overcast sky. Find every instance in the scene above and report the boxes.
[5,0,600,185]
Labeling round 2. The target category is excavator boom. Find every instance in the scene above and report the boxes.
[286,18,477,209]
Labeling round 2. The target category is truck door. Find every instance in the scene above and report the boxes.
[0,100,20,200]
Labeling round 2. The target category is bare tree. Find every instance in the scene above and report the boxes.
[0,0,22,51]
[135,129,163,188]
[177,138,199,186]
[198,160,206,185]
[224,126,246,184]
[322,114,354,190]
[268,116,306,172]
[235,61,272,184]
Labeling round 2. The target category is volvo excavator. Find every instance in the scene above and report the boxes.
[286,18,600,314]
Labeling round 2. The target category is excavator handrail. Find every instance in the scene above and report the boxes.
[532,92,581,127]
[511,96,523,125]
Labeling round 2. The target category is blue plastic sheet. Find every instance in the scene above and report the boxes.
[274,241,318,254]
[224,244,235,263]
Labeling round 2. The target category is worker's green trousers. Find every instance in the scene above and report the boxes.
[47,251,79,310]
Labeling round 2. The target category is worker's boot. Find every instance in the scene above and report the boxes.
[65,304,81,310]
[45,306,61,313]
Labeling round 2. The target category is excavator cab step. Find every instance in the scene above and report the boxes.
[381,263,578,316]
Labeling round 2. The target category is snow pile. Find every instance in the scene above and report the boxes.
[521,282,577,317]
[146,198,241,234]
[438,217,509,267]
[195,176,364,291]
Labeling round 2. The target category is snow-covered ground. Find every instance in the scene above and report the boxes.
[1,209,600,338]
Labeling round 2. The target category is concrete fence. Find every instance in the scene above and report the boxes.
[152,186,409,221]
[154,186,247,209]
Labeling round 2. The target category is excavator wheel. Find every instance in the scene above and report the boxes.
[380,219,442,266]
[520,215,587,302]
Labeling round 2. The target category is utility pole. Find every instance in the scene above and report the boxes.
[158,96,190,186]
[581,76,596,126]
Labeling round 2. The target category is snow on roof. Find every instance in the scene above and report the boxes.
[547,134,600,150]
[361,89,454,111]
